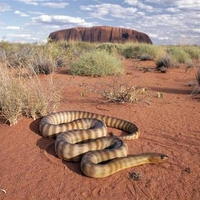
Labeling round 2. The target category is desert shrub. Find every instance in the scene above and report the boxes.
[23,75,61,119]
[121,43,163,60]
[156,54,176,68]
[167,46,191,64]
[185,59,195,68]
[69,50,123,76]
[30,47,56,74]
[121,44,141,59]
[182,46,200,60]
[102,85,149,103]
[58,41,96,63]
[96,43,121,55]
[0,42,58,74]
[0,68,25,125]
[0,64,61,125]
[0,65,26,125]
[73,41,96,52]
[90,77,150,103]
[0,42,34,67]
[47,42,71,67]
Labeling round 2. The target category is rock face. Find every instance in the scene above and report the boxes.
[48,26,152,44]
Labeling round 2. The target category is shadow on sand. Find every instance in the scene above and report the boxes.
[30,118,83,176]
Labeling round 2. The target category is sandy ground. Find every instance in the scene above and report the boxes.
[0,59,200,200]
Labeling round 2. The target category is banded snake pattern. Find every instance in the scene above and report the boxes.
[39,110,168,178]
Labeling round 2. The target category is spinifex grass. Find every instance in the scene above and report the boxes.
[70,49,123,77]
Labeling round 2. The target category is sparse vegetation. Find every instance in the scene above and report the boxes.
[0,41,199,125]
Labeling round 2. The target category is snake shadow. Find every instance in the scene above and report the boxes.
[36,137,83,176]
[29,117,42,136]
[30,118,83,176]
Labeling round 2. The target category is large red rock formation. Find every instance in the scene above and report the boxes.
[48,26,152,44]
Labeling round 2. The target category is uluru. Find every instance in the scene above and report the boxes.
[48,26,152,44]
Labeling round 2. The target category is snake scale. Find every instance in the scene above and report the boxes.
[39,110,168,178]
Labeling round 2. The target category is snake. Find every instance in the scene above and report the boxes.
[39,110,168,178]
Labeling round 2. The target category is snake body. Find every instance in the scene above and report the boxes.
[39,110,168,178]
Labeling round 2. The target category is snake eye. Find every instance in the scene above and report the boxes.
[161,154,168,160]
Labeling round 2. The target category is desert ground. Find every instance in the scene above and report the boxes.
[0,59,200,200]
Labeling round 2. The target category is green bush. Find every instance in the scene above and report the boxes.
[70,50,123,76]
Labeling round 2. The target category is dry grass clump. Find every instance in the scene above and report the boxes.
[0,67,26,125]
[69,49,123,77]
[90,77,150,104]
[54,41,96,65]
[156,54,176,68]
[0,42,34,67]
[121,43,164,60]
[0,64,61,125]
[0,42,58,74]
[102,84,149,103]
[96,43,121,56]
[30,47,56,74]
[167,46,191,64]
[156,46,200,68]
[23,75,61,120]
[182,46,200,60]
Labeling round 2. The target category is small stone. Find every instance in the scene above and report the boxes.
[188,81,196,86]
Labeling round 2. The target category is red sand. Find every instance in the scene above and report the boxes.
[1,60,200,200]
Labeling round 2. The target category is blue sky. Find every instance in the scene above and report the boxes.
[0,0,199,45]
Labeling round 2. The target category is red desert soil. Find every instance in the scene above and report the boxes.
[0,59,200,200]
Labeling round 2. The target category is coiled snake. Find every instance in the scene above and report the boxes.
[39,110,168,178]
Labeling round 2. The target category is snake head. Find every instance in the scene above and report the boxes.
[147,153,169,163]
